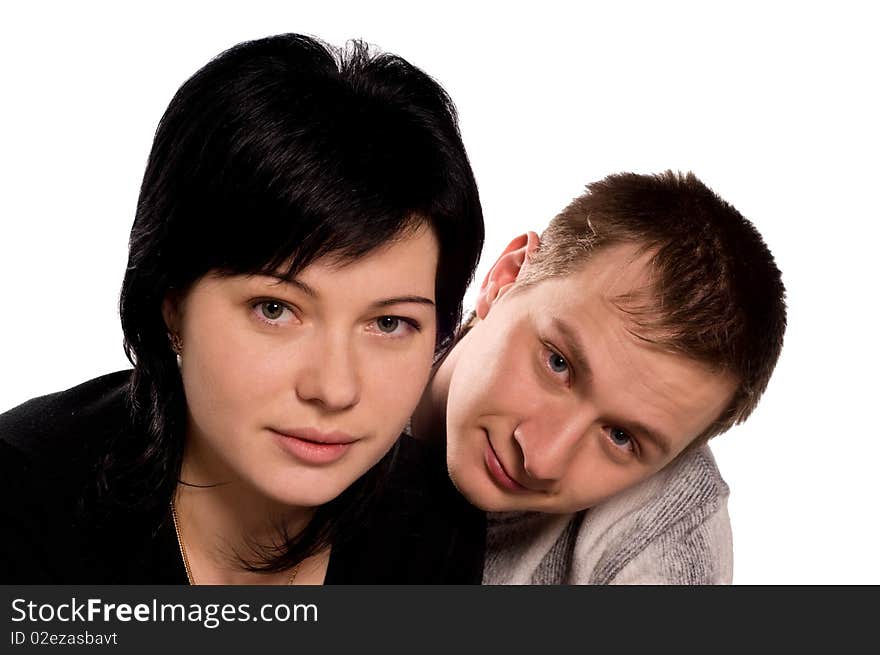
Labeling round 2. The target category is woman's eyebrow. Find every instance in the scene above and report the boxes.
[263,275,318,298]
[369,296,435,309]
[261,274,434,309]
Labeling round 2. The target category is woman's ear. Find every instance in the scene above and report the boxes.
[162,290,182,336]
[475,231,540,319]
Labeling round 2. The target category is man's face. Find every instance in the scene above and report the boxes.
[444,242,737,513]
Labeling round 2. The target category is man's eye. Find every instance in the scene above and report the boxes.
[608,427,633,449]
[548,351,569,373]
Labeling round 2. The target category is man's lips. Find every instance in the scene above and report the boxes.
[269,427,358,465]
[483,433,529,493]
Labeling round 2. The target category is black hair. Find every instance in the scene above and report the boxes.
[107,33,484,571]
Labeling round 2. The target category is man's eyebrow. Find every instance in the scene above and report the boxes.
[625,420,673,457]
[262,275,434,309]
[552,317,592,378]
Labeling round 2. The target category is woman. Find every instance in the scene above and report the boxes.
[0,34,485,584]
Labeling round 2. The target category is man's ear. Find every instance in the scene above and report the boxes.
[475,231,540,319]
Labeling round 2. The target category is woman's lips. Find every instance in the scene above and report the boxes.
[270,428,356,465]
[483,434,529,493]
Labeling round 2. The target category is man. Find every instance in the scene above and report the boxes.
[412,170,786,583]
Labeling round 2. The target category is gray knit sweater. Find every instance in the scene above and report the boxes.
[482,446,733,584]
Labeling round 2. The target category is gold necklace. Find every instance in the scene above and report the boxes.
[170,499,301,585]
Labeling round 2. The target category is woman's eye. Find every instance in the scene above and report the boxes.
[261,301,285,320]
[254,300,295,324]
[370,316,417,338]
[377,316,401,333]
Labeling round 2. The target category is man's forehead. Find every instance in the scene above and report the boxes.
[582,242,658,297]
[521,243,659,321]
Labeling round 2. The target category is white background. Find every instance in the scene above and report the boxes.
[1,1,877,584]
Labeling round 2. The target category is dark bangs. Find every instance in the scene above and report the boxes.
[129,35,481,348]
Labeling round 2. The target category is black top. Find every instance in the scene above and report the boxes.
[0,371,485,584]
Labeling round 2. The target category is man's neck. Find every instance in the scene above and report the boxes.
[411,333,466,444]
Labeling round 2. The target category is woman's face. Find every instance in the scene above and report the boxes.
[166,225,439,508]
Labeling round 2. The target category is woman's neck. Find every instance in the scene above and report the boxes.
[174,437,316,585]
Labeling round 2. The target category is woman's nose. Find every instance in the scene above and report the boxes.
[294,335,361,411]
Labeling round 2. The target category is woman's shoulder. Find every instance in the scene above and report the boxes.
[394,436,487,581]
[328,435,486,584]
[0,370,132,464]
[0,371,136,583]
[383,435,481,524]
[387,433,450,488]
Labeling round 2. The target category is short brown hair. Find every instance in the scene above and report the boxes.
[518,171,786,445]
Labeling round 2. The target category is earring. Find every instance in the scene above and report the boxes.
[169,333,183,367]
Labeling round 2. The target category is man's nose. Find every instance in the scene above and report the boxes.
[513,410,591,484]
[294,333,360,411]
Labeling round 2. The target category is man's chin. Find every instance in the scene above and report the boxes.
[447,465,523,512]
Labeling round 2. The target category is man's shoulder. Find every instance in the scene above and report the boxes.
[590,445,728,526]
[483,447,733,585]
[0,370,132,464]
[651,445,730,507]
[574,445,733,584]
